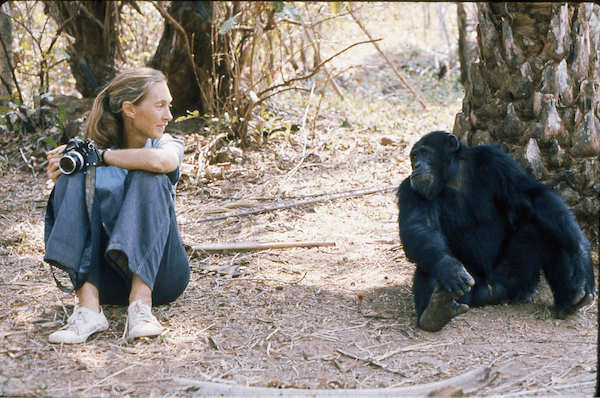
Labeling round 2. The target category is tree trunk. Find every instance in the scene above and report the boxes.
[148,1,225,119]
[456,3,469,86]
[0,2,13,106]
[44,1,118,97]
[453,2,600,246]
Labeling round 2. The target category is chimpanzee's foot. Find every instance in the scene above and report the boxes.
[419,284,469,332]
[556,290,595,320]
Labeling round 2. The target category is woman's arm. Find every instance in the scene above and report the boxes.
[102,147,179,174]
[46,137,182,183]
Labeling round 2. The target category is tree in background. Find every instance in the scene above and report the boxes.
[34,1,340,143]
[454,3,600,244]
[148,1,218,118]
[43,1,119,97]
[0,2,13,107]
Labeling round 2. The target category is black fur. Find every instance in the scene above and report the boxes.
[398,131,594,330]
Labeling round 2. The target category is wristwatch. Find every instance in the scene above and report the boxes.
[99,148,111,165]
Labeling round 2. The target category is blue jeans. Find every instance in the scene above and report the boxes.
[44,170,189,306]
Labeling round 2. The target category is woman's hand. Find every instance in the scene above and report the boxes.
[46,144,66,183]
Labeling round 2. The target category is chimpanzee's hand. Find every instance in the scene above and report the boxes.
[435,256,475,300]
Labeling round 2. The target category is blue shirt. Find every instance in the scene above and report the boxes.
[95,133,184,236]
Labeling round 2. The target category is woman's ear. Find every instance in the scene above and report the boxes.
[122,101,135,118]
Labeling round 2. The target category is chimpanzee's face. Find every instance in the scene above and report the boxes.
[409,143,441,200]
[409,132,460,200]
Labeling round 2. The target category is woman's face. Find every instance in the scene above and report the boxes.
[124,81,173,147]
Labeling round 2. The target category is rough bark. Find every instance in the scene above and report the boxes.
[43,1,118,97]
[453,2,600,246]
[147,1,225,119]
[457,3,469,86]
[0,2,13,106]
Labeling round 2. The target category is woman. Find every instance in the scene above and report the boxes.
[45,67,190,344]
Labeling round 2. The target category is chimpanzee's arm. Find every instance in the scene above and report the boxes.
[398,180,474,299]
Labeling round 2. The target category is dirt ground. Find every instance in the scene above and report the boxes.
[1,3,598,397]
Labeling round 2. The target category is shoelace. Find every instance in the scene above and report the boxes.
[62,307,89,334]
[130,303,159,325]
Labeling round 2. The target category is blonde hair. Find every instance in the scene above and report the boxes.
[84,67,168,149]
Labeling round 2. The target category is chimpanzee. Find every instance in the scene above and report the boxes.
[397,131,595,332]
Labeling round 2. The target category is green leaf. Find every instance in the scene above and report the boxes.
[330,2,342,14]
[271,2,285,13]
[40,136,57,148]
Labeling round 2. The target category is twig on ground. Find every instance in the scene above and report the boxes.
[336,348,407,376]
[173,366,494,396]
[185,370,237,385]
[486,358,562,395]
[375,341,453,361]
[193,184,399,222]
[79,364,137,394]
[498,380,595,397]
[216,271,307,285]
[186,241,335,253]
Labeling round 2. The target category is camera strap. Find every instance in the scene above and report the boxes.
[50,264,75,293]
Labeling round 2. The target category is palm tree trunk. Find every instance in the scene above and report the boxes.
[453,2,600,246]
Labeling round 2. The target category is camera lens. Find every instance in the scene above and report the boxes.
[59,152,84,174]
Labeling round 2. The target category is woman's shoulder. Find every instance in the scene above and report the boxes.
[150,133,184,149]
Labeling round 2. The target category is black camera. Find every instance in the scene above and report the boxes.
[58,138,100,175]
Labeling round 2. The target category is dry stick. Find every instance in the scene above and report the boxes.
[336,348,407,376]
[375,341,452,361]
[216,272,307,285]
[286,82,316,180]
[348,8,427,110]
[501,380,596,397]
[258,39,380,101]
[194,184,399,222]
[79,364,137,394]
[173,366,493,397]
[186,241,335,253]
[302,3,343,99]
[486,357,562,394]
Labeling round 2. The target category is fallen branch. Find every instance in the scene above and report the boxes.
[186,241,335,253]
[498,380,595,397]
[375,341,452,361]
[80,364,137,395]
[216,271,307,285]
[174,366,494,396]
[336,348,407,377]
[194,184,399,222]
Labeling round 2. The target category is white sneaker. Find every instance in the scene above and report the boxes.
[127,300,163,339]
[49,305,109,344]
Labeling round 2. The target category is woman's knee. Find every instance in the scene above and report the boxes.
[123,171,171,199]
[54,171,85,195]
[126,170,170,186]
